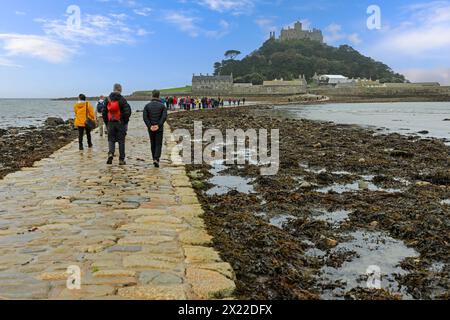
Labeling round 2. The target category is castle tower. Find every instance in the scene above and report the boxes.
[294,21,303,31]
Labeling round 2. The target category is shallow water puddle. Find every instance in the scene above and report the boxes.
[320,230,419,299]
[317,181,402,194]
[299,163,326,174]
[313,209,351,227]
[207,176,255,196]
[269,214,297,229]
[206,160,255,196]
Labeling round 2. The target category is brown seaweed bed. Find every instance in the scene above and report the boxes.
[168,105,450,300]
[0,118,78,180]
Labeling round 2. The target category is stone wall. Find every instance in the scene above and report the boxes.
[192,84,306,96]
[310,85,450,98]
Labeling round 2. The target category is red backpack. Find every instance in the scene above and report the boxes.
[107,100,121,122]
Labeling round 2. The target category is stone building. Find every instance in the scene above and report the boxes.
[271,21,323,43]
[192,74,307,96]
[192,74,234,94]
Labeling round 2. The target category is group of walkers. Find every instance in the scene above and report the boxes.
[162,96,246,111]
[74,84,167,168]
[74,85,246,168]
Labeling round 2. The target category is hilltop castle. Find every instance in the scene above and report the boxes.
[269,21,324,43]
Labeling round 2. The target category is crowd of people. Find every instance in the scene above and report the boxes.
[74,84,166,168]
[162,96,246,111]
[74,85,247,168]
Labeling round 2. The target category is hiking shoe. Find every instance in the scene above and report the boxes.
[119,160,126,166]
[88,144,93,148]
[153,161,160,168]
[79,145,84,151]
[107,154,114,165]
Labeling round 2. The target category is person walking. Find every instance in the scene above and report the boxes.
[74,94,96,151]
[96,95,106,137]
[102,83,132,166]
[143,90,168,168]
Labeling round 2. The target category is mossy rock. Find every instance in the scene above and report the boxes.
[191,180,206,190]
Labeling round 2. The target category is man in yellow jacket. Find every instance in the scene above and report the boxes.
[74,94,96,151]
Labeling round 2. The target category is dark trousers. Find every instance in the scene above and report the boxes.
[107,121,126,160]
[149,130,164,162]
[78,127,92,147]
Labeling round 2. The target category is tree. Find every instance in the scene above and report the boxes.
[213,62,222,75]
[224,50,241,60]
[216,39,406,83]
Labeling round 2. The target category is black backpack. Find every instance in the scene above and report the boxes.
[97,101,106,113]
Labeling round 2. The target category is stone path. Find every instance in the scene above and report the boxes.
[0,114,235,300]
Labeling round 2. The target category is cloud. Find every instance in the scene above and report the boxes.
[0,56,22,68]
[401,67,450,85]
[134,7,152,16]
[0,34,75,63]
[197,0,255,15]
[373,1,450,56]
[165,12,230,38]
[15,11,26,16]
[165,13,201,37]
[37,14,141,45]
[324,23,362,45]
[255,18,277,34]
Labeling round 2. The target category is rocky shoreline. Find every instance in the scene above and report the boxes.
[0,117,78,179]
[168,105,450,300]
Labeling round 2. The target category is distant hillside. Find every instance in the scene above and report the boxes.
[214,39,406,84]
[133,86,192,96]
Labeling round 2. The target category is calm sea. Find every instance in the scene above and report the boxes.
[1,100,449,143]
[0,99,149,129]
[274,102,450,142]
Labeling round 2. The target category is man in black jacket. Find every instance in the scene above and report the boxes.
[143,90,168,168]
[102,83,132,165]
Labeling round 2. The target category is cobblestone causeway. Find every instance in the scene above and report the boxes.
[0,114,236,300]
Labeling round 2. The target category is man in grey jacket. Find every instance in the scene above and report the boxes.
[143,90,168,168]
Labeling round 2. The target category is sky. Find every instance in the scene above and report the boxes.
[0,0,450,98]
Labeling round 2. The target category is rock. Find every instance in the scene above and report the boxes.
[138,271,162,284]
[198,263,236,281]
[186,268,236,299]
[358,180,369,190]
[0,273,50,299]
[184,246,222,264]
[415,181,432,187]
[188,170,204,179]
[417,130,429,135]
[325,238,338,248]
[123,254,179,269]
[443,119,450,121]
[93,270,136,278]
[118,235,174,245]
[118,285,187,300]
[299,182,313,188]
[179,230,212,246]
[151,273,183,285]
[313,143,322,148]
[369,221,379,228]
[37,271,68,281]
[56,285,115,299]
[191,180,205,190]
[358,158,366,163]
[106,245,142,253]
[45,117,65,127]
